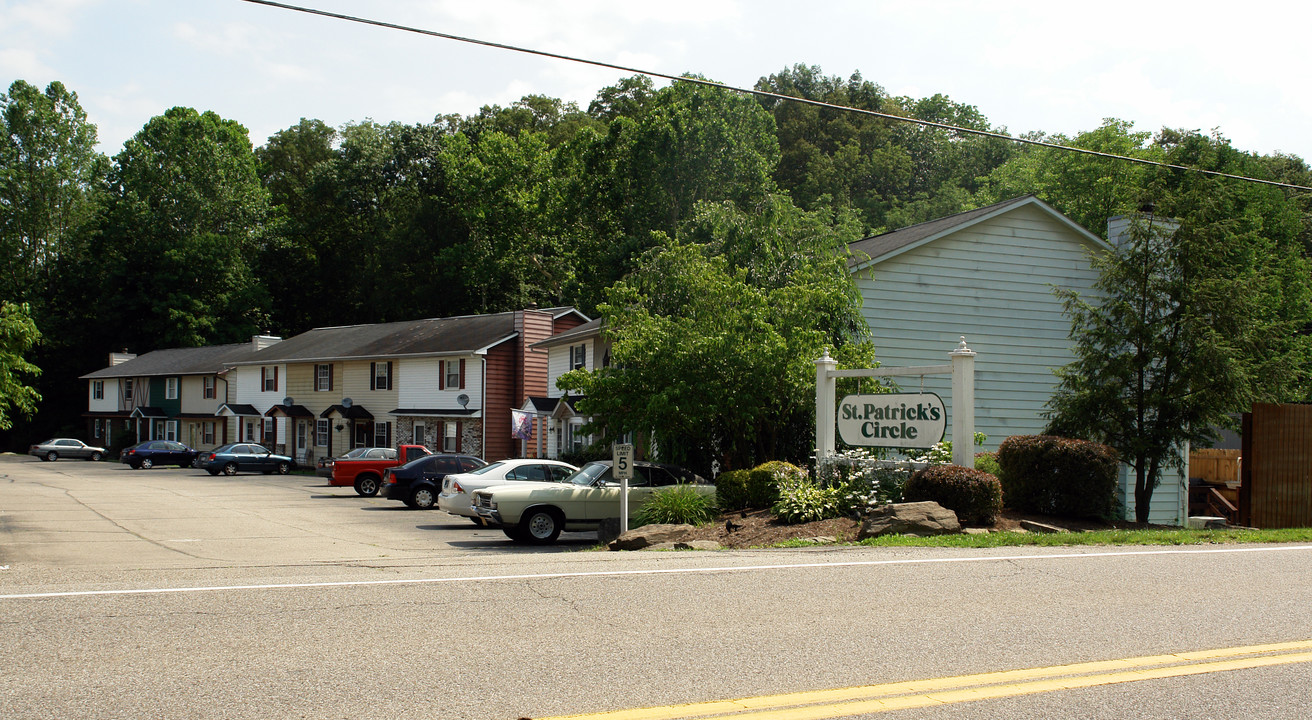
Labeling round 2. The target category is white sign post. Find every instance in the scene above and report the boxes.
[613,442,634,533]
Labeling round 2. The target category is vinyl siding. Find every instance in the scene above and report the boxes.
[88,380,119,413]
[483,342,518,461]
[179,376,222,415]
[397,356,483,409]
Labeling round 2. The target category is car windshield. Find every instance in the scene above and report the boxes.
[565,463,611,486]
[466,461,505,476]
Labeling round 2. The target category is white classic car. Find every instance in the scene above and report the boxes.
[437,458,578,520]
[472,460,713,544]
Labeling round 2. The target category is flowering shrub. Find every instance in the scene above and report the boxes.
[773,473,844,524]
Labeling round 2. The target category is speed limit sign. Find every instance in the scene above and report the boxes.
[613,443,634,480]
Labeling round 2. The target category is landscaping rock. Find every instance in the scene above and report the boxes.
[645,540,722,551]
[858,501,961,539]
[963,527,992,535]
[609,523,699,551]
[597,517,623,545]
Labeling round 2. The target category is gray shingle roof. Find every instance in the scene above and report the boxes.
[80,342,264,380]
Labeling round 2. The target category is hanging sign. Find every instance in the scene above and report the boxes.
[837,393,946,449]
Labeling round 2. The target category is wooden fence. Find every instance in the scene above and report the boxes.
[1242,404,1312,529]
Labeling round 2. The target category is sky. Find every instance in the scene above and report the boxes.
[2,0,1308,161]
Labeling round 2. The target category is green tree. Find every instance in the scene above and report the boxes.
[0,80,107,305]
[93,107,271,348]
[0,301,41,430]
[559,198,873,474]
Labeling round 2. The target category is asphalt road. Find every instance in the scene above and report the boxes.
[2,455,1311,719]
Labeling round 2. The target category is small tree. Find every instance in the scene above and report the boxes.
[0,302,41,430]
[1046,192,1312,522]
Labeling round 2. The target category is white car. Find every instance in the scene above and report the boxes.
[438,459,577,520]
[472,460,713,544]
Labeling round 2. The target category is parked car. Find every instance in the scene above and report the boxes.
[29,438,105,462]
[437,459,578,520]
[331,444,431,497]
[199,443,295,476]
[120,440,199,469]
[316,447,388,479]
[472,460,713,544]
[383,453,486,509]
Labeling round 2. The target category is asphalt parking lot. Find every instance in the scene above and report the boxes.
[0,453,599,576]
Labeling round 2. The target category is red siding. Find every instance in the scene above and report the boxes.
[483,341,518,462]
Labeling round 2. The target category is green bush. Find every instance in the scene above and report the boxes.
[715,470,750,510]
[974,451,1001,477]
[996,435,1120,520]
[634,484,719,527]
[559,443,613,467]
[903,464,1003,525]
[772,475,844,524]
[747,461,803,508]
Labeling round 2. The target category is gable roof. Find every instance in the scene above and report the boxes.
[230,308,586,365]
[80,342,263,380]
[847,195,1108,272]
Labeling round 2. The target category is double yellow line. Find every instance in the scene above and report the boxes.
[537,640,1312,720]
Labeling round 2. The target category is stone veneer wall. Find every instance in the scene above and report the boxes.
[395,417,484,458]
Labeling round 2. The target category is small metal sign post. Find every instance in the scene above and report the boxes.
[613,442,634,533]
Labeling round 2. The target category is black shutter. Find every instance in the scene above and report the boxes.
[387,361,393,390]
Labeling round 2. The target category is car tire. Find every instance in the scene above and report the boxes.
[503,525,529,542]
[140,457,153,469]
[277,461,291,475]
[89,451,103,462]
[354,475,380,497]
[45,451,57,462]
[411,487,436,509]
[223,462,238,476]
[207,469,219,476]
[520,508,563,544]
[470,517,485,526]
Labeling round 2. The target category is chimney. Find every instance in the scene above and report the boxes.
[109,350,136,366]
[252,335,283,351]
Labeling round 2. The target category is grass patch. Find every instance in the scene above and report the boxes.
[856,527,1312,548]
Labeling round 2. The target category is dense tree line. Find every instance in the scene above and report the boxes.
[1,65,1310,471]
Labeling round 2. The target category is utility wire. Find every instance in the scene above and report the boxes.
[240,0,1310,192]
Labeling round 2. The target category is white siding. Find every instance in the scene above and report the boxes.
[855,204,1103,451]
[397,356,484,410]
[232,364,287,444]
[88,380,119,413]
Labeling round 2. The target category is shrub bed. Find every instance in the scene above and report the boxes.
[903,464,1003,525]
[996,435,1119,520]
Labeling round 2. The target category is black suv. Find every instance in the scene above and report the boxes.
[383,453,485,509]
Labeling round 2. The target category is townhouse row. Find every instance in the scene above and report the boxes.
[81,307,607,464]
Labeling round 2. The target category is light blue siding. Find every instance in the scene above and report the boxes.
[852,201,1185,525]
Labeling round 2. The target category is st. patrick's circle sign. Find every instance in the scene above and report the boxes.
[836,393,946,449]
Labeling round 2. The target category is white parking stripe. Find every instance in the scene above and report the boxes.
[3,544,1310,600]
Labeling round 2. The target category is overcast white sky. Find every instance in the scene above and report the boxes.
[2,0,1308,161]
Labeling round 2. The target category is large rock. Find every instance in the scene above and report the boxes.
[596,517,623,545]
[858,502,961,539]
[608,523,699,551]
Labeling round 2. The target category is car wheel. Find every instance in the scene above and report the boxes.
[140,457,153,469]
[410,487,436,509]
[503,525,528,542]
[520,508,563,544]
[89,451,103,462]
[354,475,380,497]
[207,469,219,476]
[276,461,291,475]
[45,451,57,462]
[223,462,238,476]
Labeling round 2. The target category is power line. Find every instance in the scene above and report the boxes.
[240,0,1310,192]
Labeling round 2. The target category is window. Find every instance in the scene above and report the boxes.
[374,421,392,448]
[440,359,464,390]
[314,364,332,391]
[261,366,279,392]
[123,378,134,403]
[443,421,459,452]
[371,361,393,391]
[93,419,102,438]
[571,343,587,371]
[412,422,425,446]
[165,420,178,442]
[315,419,329,447]
[92,381,104,400]
[203,376,216,400]
[165,377,178,400]
[203,421,216,445]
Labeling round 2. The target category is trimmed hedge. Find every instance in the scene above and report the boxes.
[995,435,1119,520]
[748,461,801,508]
[903,464,1003,525]
[715,469,750,510]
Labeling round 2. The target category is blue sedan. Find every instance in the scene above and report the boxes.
[121,440,199,469]
[200,443,295,476]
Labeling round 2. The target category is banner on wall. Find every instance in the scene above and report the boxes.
[510,409,533,440]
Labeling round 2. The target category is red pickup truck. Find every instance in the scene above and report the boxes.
[331,444,431,497]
